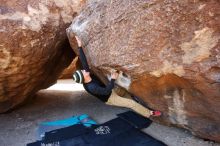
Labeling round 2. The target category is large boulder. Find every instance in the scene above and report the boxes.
[0,0,85,113]
[67,0,220,142]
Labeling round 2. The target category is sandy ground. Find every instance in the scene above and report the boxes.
[0,79,219,146]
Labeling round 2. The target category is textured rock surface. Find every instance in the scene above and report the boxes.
[67,0,220,142]
[0,0,85,112]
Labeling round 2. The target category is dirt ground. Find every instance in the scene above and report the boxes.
[0,79,219,146]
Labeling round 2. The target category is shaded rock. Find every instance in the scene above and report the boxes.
[67,0,220,142]
[0,0,85,112]
[59,57,81,79]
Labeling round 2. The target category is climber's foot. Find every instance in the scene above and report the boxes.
[150,110,162,117]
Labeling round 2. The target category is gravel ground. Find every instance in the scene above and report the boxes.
[0,79,219,146]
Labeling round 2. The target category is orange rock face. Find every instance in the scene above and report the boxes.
[0,0,85,112]
[59,57,81,79]
[68,0,220,142]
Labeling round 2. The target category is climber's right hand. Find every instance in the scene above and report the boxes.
[111,71,119,80]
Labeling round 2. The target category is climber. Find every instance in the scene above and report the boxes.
[72,35,161,118]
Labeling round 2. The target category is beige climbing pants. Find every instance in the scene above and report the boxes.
[106,90,152,118]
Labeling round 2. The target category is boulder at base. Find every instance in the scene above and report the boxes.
[0,0,85,112]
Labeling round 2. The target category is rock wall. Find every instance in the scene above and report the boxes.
[0,0,85,112]
[67,0,220,142]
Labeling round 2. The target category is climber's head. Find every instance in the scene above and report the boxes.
[73,70,91,84]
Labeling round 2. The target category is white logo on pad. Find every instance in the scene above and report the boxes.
[94,126,111,135]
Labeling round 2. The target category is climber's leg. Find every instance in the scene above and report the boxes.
[106,90,161,117]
